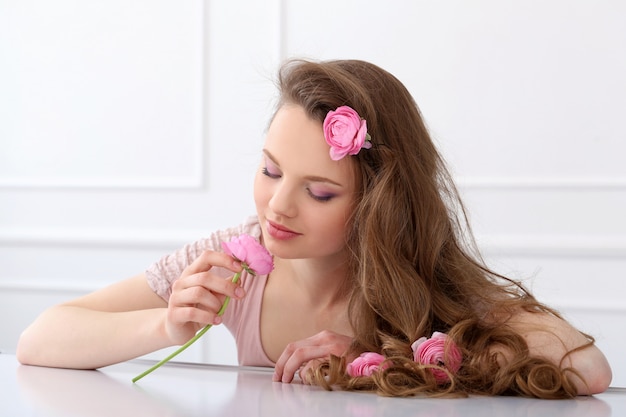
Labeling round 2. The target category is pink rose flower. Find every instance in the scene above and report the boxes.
[346,352,389,377]
[411,332,462,383]
[221,234,274,275]
[323,105,372,161]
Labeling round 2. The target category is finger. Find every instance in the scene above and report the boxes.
[170,282,247,328]
[183,250,242,277]
[274,344,335,383]
[173,271,246,302]
[273,331,342,382]
[273,340,300,382]
[299,358,323,385]
[168,304,215,328]
[171,284,224,312]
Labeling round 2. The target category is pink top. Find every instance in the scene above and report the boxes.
[145,216,275,367]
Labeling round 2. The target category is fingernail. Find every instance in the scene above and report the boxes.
[213,316,222,325]
[235,287,244,298]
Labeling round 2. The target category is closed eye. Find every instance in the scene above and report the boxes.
[261,167,281,179]
[307,189,334,202]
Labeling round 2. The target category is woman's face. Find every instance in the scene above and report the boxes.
[254,105,356,262]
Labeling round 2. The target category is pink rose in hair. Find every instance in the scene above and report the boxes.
[323,105,372,161]
[346,352,389,377]
[412,332,462,383]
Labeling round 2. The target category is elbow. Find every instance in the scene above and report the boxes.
[16,326,49,367]
[581,363,612,395]
[574,347,613,395]
[16,329,37,366]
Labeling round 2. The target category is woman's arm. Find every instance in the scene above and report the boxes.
[16,274,171,369]
[506,311,612,395]
[17,250,245,369]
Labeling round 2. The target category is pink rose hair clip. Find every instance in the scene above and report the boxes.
[346,332,462,384]
[323,105,372,161]
[411,332,462,384]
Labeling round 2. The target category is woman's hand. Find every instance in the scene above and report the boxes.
[273,330,353,383]
[165,250,243,345]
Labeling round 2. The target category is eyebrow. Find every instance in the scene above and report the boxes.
[262,149,344,187]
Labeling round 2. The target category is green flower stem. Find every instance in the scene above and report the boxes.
[132,271,241,383]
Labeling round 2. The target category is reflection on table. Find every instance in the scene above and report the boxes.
[4,354,622,417]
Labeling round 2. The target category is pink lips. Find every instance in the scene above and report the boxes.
[266,220,300,240]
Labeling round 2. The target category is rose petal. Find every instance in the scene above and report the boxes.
[346,352,388,377]
[323,106,370,161]
[221,234,274,275]
[411,332,462,383]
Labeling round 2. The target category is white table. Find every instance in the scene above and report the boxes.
[1,353,624,417]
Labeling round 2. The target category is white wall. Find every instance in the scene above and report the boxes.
[1,0,625,385]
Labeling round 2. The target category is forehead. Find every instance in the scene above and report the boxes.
[264,105,356,186]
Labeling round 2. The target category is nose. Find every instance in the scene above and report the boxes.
[268,180,297,218]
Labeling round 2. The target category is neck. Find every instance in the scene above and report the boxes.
[275,255,350,307]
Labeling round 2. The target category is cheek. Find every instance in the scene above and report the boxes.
[315,203,353,243]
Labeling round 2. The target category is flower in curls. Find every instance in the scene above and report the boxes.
[221,233,274,275]
[346,352,389,377]
[411,332,462,384]
[323,105,372,161]
[133,234,273,383]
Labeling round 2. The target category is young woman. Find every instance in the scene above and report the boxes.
[17,59,611,398]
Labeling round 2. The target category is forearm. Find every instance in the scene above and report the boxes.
[17,305,171,369]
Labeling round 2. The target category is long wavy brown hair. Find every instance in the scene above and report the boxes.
[275,58,591,398]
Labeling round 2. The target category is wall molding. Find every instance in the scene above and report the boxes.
[0,280,102,294]
[0,229,197,250]
[457,176,626,190]
[0,176,205,190]
[3,229,626,258]
[4,174,624,192]
[477,235,626,258]
[2,279,624,315]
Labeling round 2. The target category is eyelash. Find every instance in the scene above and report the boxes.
[261,167,334,203]
[261,167,280,179]
[308,191,333,202]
